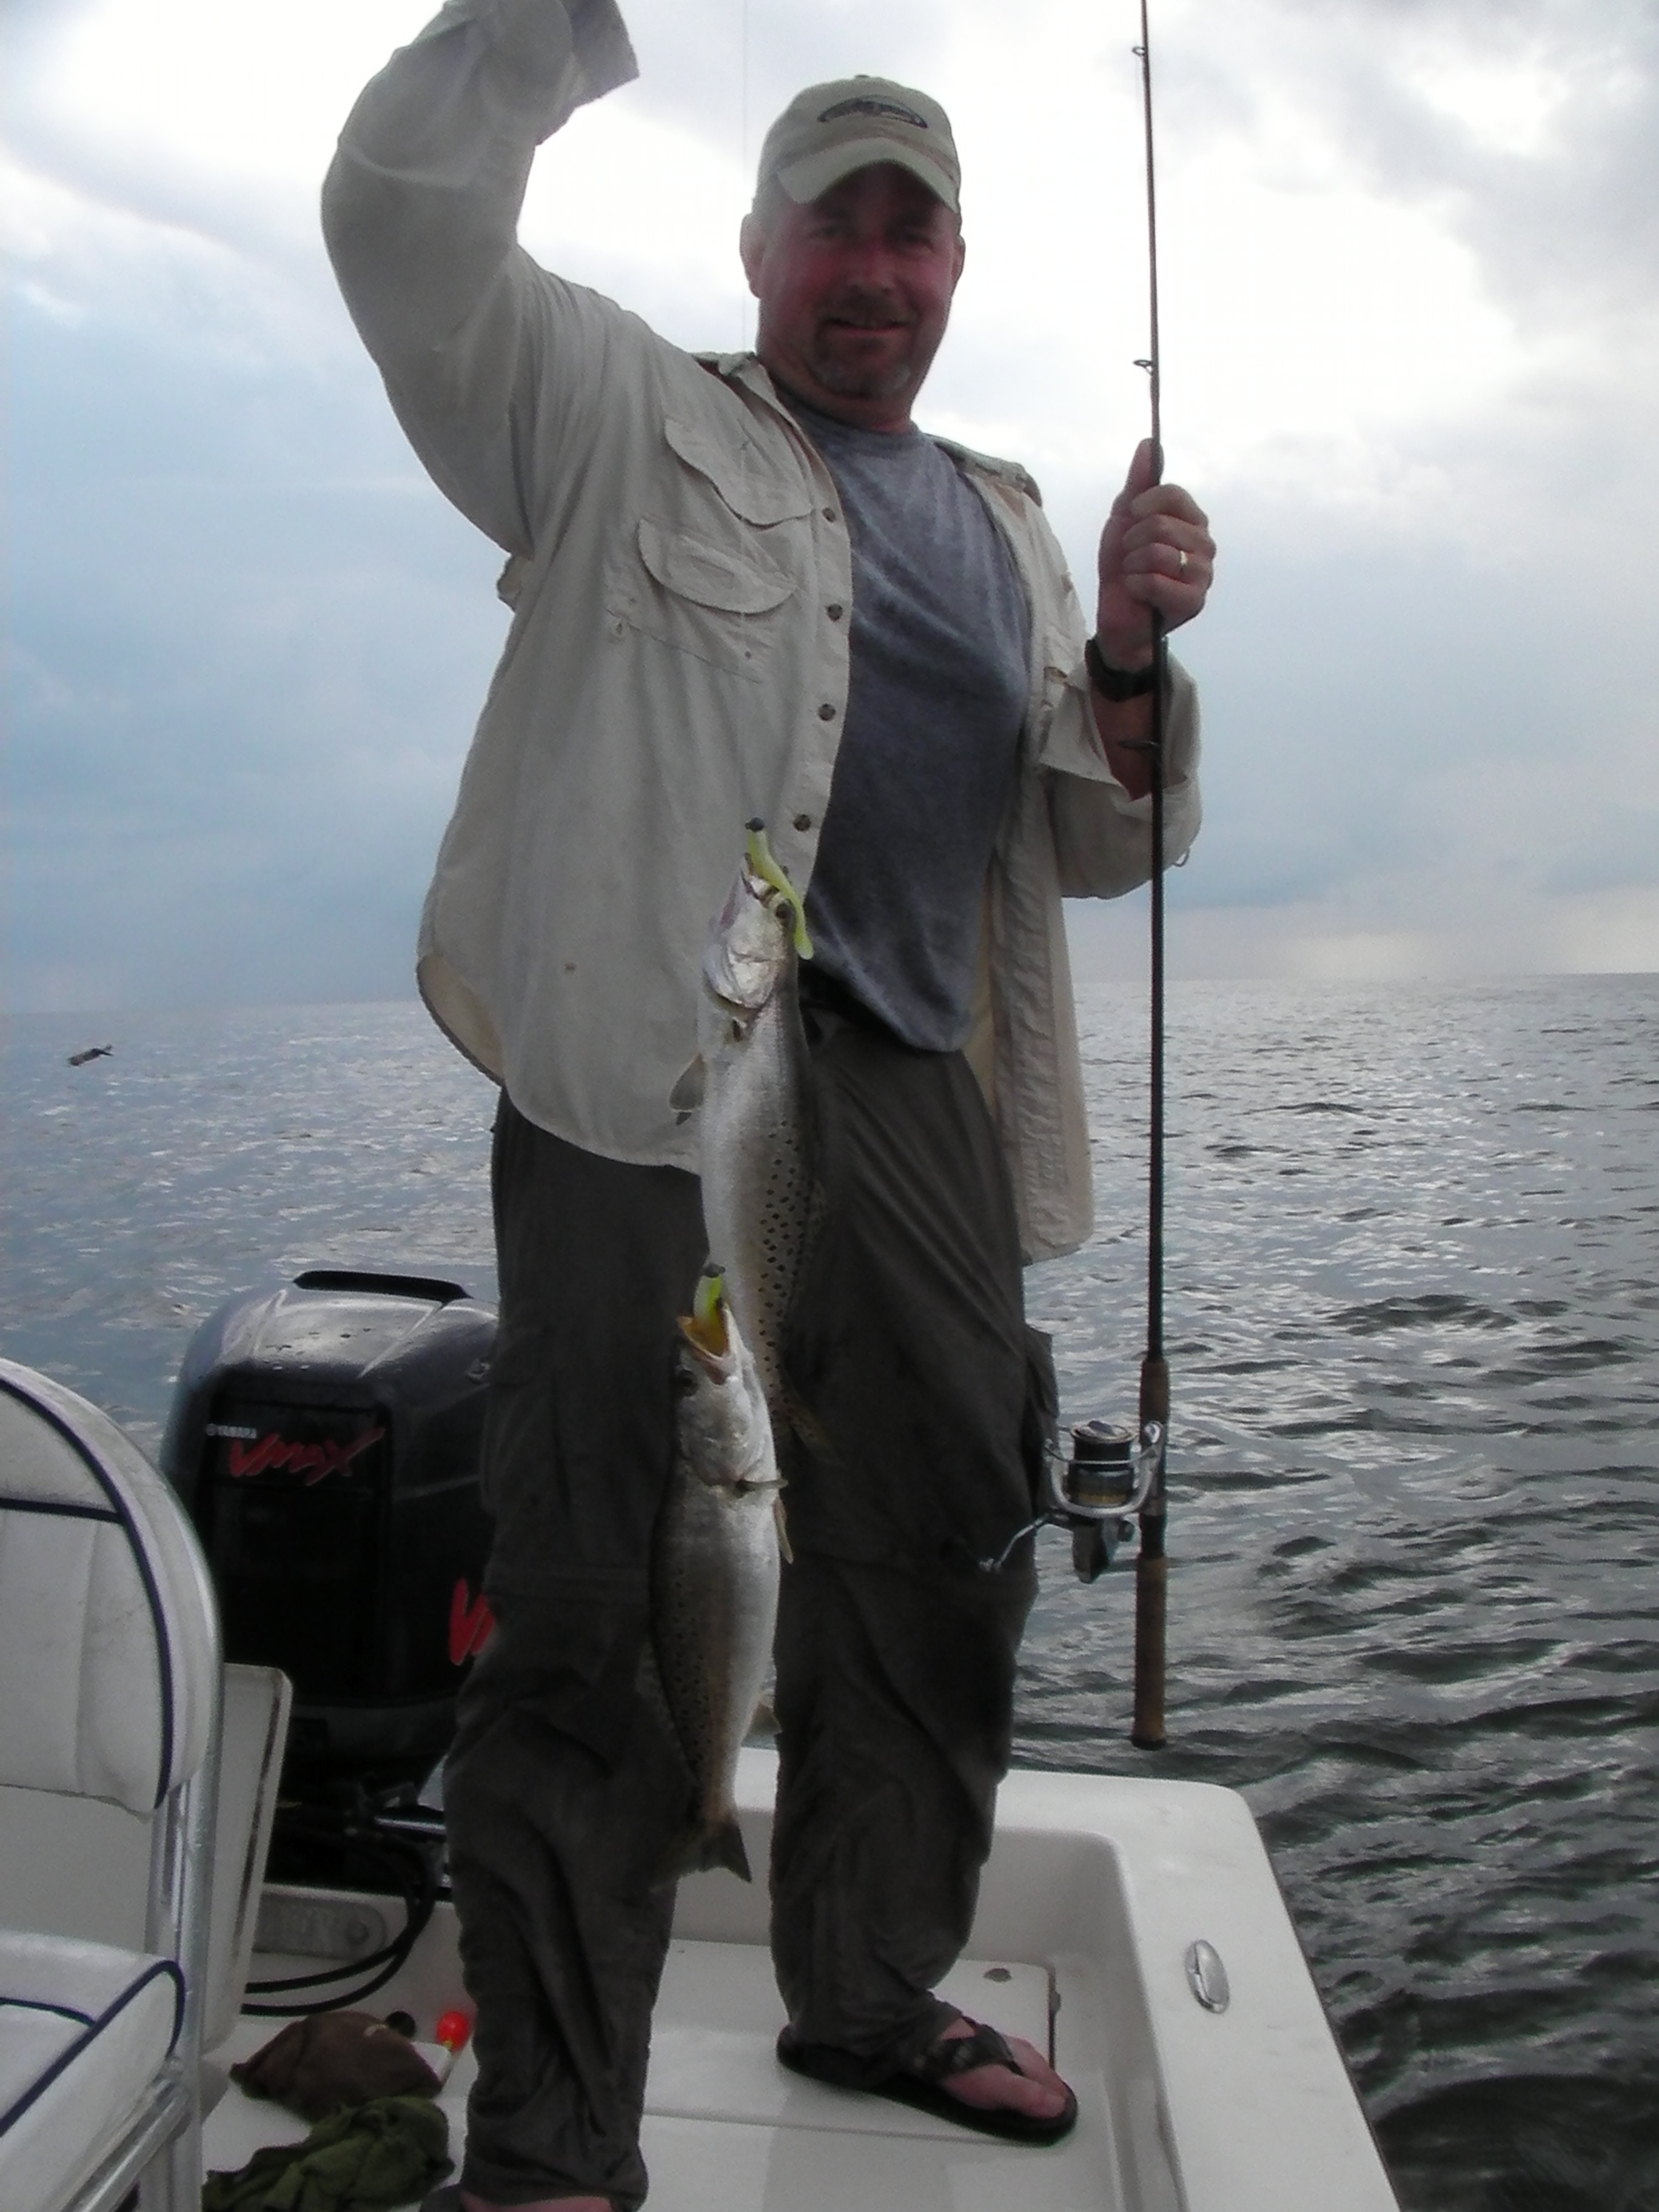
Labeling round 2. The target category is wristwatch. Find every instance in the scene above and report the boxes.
[1084,635,1157,701]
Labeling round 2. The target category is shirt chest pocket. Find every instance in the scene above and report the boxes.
[605,414,813,682]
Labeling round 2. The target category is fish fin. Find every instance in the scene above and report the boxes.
[669,1056,706,1114]
[706,1816,753,1882]
[652,1815,752,1888]
[773,1489,794,1564]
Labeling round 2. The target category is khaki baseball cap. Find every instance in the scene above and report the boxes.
[756,77,960,215]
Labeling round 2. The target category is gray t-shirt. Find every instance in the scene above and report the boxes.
[787,395,1031,1051]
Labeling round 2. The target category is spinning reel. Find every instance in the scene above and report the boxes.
[980,1416,1165,1584]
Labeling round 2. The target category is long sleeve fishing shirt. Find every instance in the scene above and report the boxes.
[321,0,1203,1264]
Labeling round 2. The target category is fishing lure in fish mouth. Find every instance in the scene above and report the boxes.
[679,1267,731,1370]
[672,819,813,1106]
[744,818,813,961]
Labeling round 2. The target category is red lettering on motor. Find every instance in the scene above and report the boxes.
[226,1427,386,1483]
[449,1580,495,1667]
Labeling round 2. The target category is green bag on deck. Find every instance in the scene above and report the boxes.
[201,2092,451,2212]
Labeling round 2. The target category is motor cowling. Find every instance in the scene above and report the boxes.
[162,1267,497,1785]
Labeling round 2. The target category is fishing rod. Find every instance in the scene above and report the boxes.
[1130,0,1170,1752]
[978,4,1172,1748]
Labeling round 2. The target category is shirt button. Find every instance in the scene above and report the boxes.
[793,812,813,833]
[826,603,843,620]
[817,703,837,721]
[822,506,839,522]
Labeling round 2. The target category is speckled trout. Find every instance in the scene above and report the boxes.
[652,1270,782,1885]
[670,822,815,1421]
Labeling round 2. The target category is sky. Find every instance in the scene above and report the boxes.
[6,0,1658,1011]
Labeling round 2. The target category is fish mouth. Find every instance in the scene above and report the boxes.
[678,1268,731,1373]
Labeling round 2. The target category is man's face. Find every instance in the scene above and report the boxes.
[740,163,965,433]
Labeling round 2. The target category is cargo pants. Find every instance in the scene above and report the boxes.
[444,1002,1045,2208]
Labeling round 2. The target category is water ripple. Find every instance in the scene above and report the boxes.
[4,976,1657,2208]
[1022,973,1659,2208]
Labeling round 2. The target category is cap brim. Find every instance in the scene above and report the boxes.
[776,139,959,215]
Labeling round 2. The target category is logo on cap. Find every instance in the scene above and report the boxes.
[817,96,930,130]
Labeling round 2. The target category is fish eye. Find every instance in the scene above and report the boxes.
[672,1367,697,1396]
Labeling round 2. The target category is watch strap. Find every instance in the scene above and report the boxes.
[1084,635,1157,701]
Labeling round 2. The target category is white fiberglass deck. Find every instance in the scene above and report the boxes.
[201,1750,1398,2212]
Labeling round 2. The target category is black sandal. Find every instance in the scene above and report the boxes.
[777,2018,1079,2147]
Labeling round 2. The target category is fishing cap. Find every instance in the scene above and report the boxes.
[754,77,960,216]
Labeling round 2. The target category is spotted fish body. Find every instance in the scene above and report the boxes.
[651,1278,782,1884]
[673,825,814,1421]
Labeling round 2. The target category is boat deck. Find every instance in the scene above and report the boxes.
[201,1751,1400,2212]
[208,1936,1105,2211]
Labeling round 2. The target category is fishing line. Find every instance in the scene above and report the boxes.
[740,0,754,354]
[1129,0,1170,1752]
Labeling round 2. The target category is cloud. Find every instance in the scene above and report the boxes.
[7,294,508,1009]
[1071,884,1659,987]
[5,0,1657,1008]
[1268,0,1659,328]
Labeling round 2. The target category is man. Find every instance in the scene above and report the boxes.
[324,6,1213,2208]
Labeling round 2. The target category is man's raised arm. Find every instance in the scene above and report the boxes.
[321,0,637,548]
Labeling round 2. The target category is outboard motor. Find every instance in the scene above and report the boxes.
[162,1267,497,1789]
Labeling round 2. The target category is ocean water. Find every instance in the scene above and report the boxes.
[5,974,1657,2210]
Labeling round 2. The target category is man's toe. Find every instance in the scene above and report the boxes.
[933,2023,1070,2118]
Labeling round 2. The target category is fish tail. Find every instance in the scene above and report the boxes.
[652,1814,753,1888]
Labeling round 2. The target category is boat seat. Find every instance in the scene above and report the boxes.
[0,1663,295,2090]
[0,1359,221,2212]
[0,1934,184,2204]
